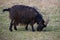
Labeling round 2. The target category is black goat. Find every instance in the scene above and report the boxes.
[3,5,49,32]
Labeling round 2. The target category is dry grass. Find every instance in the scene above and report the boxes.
[0,0,60,40]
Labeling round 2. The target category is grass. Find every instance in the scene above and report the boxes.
[0,0,60,40]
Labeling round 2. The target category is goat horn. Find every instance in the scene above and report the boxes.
[44,17,50,25]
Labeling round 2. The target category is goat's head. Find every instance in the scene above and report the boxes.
[37,17,49,31]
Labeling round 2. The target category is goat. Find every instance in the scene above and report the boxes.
[3,5,49,32]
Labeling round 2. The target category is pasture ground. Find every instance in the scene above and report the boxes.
[0,0,60,40]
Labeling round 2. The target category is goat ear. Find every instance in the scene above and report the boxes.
[44,17,49,26]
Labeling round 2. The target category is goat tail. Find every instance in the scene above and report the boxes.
[3,8,10,12]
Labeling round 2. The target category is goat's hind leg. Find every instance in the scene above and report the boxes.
[9,19,13,32]
[14,21,17,31]
[30,21,35,32]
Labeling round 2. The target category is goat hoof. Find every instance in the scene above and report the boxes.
[32,30,35,32]
[9,29,12,32]
[14,27,17,31]
[37,29,42,31]
[14,28,17,31]
[25,28,28,30]
[25,27,28,30]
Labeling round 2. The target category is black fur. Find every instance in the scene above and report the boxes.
[3,8,10,12]
[3,5,47,32]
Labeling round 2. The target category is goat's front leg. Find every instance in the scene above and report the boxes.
[31,24,35,31]
[25,24,29,30]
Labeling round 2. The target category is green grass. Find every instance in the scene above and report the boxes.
[0,6,60,40]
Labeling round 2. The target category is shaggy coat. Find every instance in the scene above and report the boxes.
[3,5,49,31]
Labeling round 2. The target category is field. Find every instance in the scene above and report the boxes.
[0,0,60,40]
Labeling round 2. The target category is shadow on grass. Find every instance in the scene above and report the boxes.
[17,29,27,31]
[16,28,52,32]
[8,26,60,32]
[16,28,32,32]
